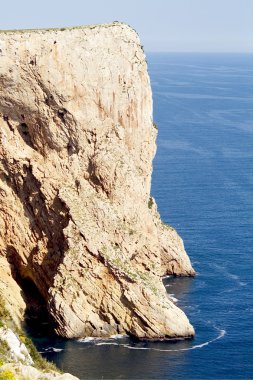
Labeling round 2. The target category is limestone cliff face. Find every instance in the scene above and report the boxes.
[0,23,195,339]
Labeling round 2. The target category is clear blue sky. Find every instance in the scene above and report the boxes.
[1,0,252,52]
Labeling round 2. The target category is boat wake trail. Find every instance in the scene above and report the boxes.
[96,327,226,352]
[40,328,226,354]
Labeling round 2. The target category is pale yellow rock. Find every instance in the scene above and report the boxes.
[0,258,26,326]
[0,23,195,340]
[0,363,78,379]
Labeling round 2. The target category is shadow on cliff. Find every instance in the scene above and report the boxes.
[5,245,57,335]
[4,161,70,332]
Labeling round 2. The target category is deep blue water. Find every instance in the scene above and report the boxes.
[33,53,253,379]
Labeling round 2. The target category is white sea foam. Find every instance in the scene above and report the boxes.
[42,328,226,353]
[42,347,63,353]
[96,342,119,346]
[162,275,171,279]
[77,334,127,344]
[104,327,227,352]
[168,294,178,303]
[77,337,98,343]
[110,334,127,339]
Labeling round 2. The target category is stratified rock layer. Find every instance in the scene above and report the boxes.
[0,23,195,339]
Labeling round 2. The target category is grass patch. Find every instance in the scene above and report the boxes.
[0,298,11,326]
[0,340,11,362]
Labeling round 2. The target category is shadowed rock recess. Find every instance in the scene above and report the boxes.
[0,23,195,340]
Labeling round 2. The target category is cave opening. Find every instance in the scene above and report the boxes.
[6,246,56,337]
[21,278,56,338]
[17,123,35,149]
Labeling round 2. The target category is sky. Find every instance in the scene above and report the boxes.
[1,0,253,52]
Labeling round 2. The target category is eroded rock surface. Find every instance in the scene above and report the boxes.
[0,23,195,339]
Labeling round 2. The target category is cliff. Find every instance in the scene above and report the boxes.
[0,22,195,341]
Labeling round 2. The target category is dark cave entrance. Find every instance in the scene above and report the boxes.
[21,278,56,338]
[6,246,57,337]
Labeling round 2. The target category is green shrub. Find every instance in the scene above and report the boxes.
[0,297,11,324]
[0,340,10,356]
[148,197,154,209]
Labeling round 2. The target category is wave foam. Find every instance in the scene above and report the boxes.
[77,334,127,344]
[42,347,63,353]
[43,328,226,354]
[168,294,178,303]
[77,337,97,343]
[95,327,226,352]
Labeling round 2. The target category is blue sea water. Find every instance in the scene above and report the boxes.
[34,53,253,379]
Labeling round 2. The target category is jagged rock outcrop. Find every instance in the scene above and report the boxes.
[0,297,78,379]
[0,327,77,379]
[0,327,33,364]
[0,22,195,340]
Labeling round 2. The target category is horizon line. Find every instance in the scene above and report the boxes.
[146,51,253,54]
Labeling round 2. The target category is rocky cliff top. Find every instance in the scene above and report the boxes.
[0,21,127,33]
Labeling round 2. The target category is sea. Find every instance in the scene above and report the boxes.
[30,53,253,379]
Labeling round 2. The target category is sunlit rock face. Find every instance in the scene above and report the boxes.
[0,23,195,339]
